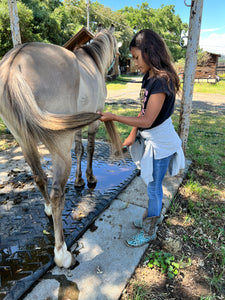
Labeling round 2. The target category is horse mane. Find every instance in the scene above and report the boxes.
[78,30,115,75]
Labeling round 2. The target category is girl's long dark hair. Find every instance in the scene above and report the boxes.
[130,29,180,93]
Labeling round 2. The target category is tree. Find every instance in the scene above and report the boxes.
[0,0,34,57]
[20,0,63,44]
[197,50,211,67]
[88,2,134,63]
[120,3,188,61]
[0,0,188,61]
[178,0,204,154]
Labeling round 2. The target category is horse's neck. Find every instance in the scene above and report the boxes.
[76,41,112,75]
[75,50,102,78]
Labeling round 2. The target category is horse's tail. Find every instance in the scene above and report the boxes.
[2,70,123,158]
[4,71,100,131]
[104,121,123,158]
[2,70,100,151]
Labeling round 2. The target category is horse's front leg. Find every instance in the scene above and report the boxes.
[74,129,85,188]
[86,121,100,188]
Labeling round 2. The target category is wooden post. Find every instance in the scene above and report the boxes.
[8,0,21,47]
[178,0,204,154]
[86,0,90,30]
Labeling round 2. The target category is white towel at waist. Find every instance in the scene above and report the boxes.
[129,117,185,185]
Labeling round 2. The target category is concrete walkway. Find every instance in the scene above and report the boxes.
[23,160,190,300]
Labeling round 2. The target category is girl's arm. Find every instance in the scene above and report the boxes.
[123,126,138,147]
[123,111,141,146]
[99,93,166,128]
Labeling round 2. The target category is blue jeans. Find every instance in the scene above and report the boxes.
[147,154,173,218]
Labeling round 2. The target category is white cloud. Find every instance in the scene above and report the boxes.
[201,28,220,33]
[199,32,225,55]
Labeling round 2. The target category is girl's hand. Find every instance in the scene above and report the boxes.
[97,112,115,122]
[123,134,136,147]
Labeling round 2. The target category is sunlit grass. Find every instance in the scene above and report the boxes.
[106,74,142,91]
[0,119,6,134]
[186,113,225,178]
[106,80,127,90]
[95,104,139,141]
[193,80,225,95]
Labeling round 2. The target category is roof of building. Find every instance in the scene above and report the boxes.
[63,27,94,51]
[207,51,221,57]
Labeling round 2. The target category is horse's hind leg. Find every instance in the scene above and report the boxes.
[86,121,100,188]
[74,129,85,188]
[50,135,75,268]
[21,144,52,216]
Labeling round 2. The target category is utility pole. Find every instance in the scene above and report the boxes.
[86,0,90,30]
[8,0,21,47]
[178,0,204,154]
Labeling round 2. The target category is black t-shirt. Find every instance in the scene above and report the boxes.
[139,73,175,130]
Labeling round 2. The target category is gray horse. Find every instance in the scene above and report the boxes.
[0,25,122,268]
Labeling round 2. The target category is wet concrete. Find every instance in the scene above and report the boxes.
[0,141,138,300]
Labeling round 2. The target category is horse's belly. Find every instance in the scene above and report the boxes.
[76,78,106,113]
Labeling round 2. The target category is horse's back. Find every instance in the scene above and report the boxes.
[0,42,106,114]
[0,42,81,114]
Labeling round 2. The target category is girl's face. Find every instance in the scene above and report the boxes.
[130,47,150,74]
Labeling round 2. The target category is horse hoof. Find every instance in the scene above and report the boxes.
[74,178,85,189]
[87,181,97,189]
[87,175,97,189]
[54,243,76,269]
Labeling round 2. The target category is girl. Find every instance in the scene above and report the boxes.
[99,29,185,247]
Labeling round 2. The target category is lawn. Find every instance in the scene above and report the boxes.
[193,80,225,95]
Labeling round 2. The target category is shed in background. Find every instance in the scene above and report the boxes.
[63,27,119,79]
[195,52,221,82]
[63,26,94,51]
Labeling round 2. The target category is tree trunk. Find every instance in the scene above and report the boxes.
[178,0,204,155]
[8,0,21,47]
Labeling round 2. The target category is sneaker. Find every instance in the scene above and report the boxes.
[125,230,156,247]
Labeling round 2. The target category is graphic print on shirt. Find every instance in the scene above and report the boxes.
[140,88,148,116]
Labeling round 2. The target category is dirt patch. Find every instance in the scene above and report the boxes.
[0,133,18,151]
[121,183,225,299]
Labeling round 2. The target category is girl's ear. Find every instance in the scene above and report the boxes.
[109,24,115,34]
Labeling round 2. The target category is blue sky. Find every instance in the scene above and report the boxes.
[94,0,225,55]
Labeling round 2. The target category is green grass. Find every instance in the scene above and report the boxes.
[145,250,180,278]
[106,74,142,90]
[185,113,225,177]
[106,79,128,90]
[0,120,7,134]
[97,104,139,141]
[193,80,225,94]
